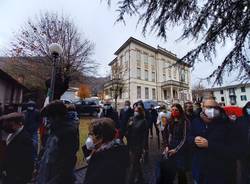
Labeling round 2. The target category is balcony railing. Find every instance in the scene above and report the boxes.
[161,80,189,89]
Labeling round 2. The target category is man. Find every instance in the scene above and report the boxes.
[188,98,231,184]
[127,105,147,184]
[149,104,158,139]
[119,100,134,141]
[100,101,119,129]
[37,101,78,184]
[0,112,34,184]
[184,101,195,123]
[236,101,250,184]
[23,100,41,161]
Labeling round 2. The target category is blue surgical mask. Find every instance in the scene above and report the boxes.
[246,108,250,116]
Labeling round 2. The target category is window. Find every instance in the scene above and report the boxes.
[221,97,225,102]
[173,67,177,79]
[145,87,149,99]
[137,86,141,99]
[136,50,141,61]
[180,69,185,82]
[168,67,172,78]
[152,88,156,99]
[136,50,141,67]
[229,88,235,94]
[152,64,156,72]
[152,72,155,82]
[241,95,247,101]
[137,68,141,79]
[144,53,148,66]
[163,90,167,100]
[145,70,149,81]
[220,90,224,94]
[241,87,246,92]
[163,73,166,81]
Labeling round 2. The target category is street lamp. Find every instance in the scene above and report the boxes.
[49,43,63,102]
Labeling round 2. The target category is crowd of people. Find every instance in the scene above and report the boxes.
[0,98,250,184]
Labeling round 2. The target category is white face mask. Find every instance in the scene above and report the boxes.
[246,108,250,115]
[124,106,129,110]
[27,106,34,111]
[134,112,140,117]
[85,136,95,150]
[204,108,220,119]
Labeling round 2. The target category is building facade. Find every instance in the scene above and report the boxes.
[0,69,27,112]
[193,83,250,107]
[104,37,192,105]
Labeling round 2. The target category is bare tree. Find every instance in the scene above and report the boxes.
[9,12,95,79]
[106,0,250,85]
[109,60,126,110]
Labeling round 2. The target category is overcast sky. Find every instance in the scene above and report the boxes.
[0,0,236,87]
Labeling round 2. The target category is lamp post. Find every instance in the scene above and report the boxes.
[49,43,63,102]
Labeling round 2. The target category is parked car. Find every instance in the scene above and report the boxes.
[142,100,158,110]
[75,100,101,117]
[61,99,73,104]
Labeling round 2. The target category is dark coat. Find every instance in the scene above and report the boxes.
[149,108,158,125]
[23,109,41,136]
[4,129,34,184]
[119,107,134,134]
[127,115,147,152]
[37,121,78,184]
[188,117,232,184]
[84,144,129,184]
[101,108,119,129]
[236,116,250,157]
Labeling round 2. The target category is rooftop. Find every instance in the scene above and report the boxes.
[194,82,250,92]
[111,37,190,67]
[0,68,28,90]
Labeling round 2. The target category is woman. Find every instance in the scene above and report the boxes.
[84,118,129,184]
[127,104,147,184]
[161,103,188,184]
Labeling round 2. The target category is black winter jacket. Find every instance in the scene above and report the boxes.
[84,144,129,184]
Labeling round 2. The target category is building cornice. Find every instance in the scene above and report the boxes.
[113,37,191,67]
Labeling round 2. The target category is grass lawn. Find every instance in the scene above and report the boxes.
[75,117,91,169]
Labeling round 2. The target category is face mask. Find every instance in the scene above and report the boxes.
[171,111,180,119]
[124,106,129,110]
[104,105,111,110]
[134,112,140,117]
[246,108,250,115]
[85,136,95,150]
[204,108,220,119]
[27,106,34,111]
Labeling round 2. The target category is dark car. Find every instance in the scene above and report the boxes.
[75,100,100,117]
[142,100,158,110]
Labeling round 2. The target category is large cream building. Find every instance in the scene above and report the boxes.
[104,37,192,105]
